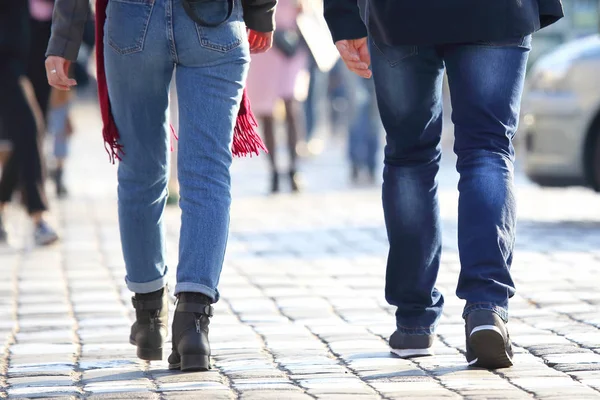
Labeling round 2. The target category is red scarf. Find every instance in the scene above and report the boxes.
[94,0,267,163]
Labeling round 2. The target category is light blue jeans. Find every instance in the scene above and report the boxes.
[47,103,70,159]
[104,0,249,301]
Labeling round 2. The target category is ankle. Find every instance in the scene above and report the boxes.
[135,287,165,300]
[178,292,213,304]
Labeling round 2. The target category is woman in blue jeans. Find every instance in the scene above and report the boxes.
[45,0,275,371]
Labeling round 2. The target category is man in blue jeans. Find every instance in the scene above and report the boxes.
[323,0,563,368]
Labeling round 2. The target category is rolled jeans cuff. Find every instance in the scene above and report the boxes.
[463,303,508,322]
[125,269,169,294]
[175,282,219,303]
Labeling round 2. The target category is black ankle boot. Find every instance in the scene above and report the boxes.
[168,292,214,371]
[290,169,302,193]
[271,171,280,194]
[130,287,168,361]
[54,168,68,198]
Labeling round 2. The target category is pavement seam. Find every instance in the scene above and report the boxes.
[221,296,318,400]
[0,247,20,399]
[326,303,464,400]
[435,334,538,399]
[516,311,600,396]
[90,202,166,400]
[59,226,87,399]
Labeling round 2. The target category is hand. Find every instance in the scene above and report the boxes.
[45,56,77,90]
[335,38,372,79]
[248,30,273,54]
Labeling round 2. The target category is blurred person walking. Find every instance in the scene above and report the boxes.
[347,75,381,184]
[27,0,95,197]
[46,0,274,371]
[246,0,309,193]
[0,0,59,246]
[324,0,563,368]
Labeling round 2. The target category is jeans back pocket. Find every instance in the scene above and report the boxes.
[107,0,154,55]
[194,0,244,52]
[371,40,418,68]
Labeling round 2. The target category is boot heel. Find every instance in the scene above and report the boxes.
[137,346,163,361]
[180,354,210,371]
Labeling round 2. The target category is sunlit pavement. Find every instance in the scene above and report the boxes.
[0,99,599,399]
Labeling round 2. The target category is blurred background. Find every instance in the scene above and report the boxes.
[1,0,600,247]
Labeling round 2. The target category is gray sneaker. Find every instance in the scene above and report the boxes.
[389,331,435,358]
[465,310,513,369]
[34,220,59,246]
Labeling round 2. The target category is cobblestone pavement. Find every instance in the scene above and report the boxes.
[1,101,600,399]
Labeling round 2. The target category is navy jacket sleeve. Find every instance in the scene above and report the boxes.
[243,0,277,32]
[323,0,368,43]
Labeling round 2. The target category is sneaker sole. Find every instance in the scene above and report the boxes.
[390,347,434,358]
[468,326,513,369]
[36,234,59,246]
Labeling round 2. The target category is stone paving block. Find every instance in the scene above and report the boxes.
[370,381,460,398]
[7,362,74,378]
[158,381,232,392]
[161,391,234,399]
[82,368,146,383]
[300,377,376,395]
[8,375,74,388]
[87,393,158,400]
[7,385,81,398]
[239,391,314,400]
[9,355,76,368]
[460,390,534,399]
[543,353,600,366]
[84,379,153,394]
[15,329,75,344]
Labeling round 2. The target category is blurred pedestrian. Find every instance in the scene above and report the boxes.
[347,74,381,184]
[324,0,563,368]
[0,0,59,246]
[27,0,54,121]
[46,0,274,372]
[46,87,74,197]
[246,0,309,193]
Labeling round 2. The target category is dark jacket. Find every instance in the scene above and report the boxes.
[47,0,277,61]
[0,1,31,76]
[324,0,564,46]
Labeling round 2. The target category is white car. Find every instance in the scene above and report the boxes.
[520,34,600,191]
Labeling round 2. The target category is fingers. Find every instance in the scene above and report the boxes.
[249,32,273,54]
[336,40,372,79]
[248,31,258,49]
[46,57,76,90]
[358,40,371,67]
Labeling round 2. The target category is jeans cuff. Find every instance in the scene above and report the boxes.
[395,324,436,335]
[175,282,219,303]
[125,270,169,294]
[462,303,508,322]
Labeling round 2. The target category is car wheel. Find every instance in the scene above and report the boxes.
[592,128,600,192]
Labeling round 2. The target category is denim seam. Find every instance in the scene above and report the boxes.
[195,24,243,53]
[175,282,219,302]
[370,39,418,68]
[166,0,179,63]
[125,271,168,293]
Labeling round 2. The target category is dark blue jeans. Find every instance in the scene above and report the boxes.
[370,35,531,335]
